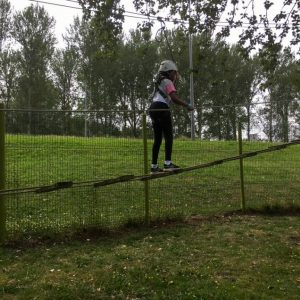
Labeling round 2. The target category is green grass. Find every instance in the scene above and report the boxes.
[0,212,299,299]
[4,135,300,236]
[1,135,300,299]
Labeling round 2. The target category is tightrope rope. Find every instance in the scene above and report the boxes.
[0,139,299,196]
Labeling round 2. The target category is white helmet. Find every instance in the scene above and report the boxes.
[158,60,178,72]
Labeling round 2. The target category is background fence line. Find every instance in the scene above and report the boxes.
[0,107,299,241]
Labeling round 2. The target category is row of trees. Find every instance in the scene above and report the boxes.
[0,1,299,141]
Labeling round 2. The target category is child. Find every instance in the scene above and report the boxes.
[149,60,194,173]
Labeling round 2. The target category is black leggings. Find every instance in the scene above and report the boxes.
[149,102,173,165]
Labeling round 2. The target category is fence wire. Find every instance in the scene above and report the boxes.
[1,109,300,238]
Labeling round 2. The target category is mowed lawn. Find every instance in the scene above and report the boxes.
[4,135,300,233]
[1,135,299,299]
[0,211,299,299]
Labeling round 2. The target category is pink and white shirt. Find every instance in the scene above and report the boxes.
[153,78,176,106]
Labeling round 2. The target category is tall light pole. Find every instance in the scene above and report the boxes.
[189,0,195,140]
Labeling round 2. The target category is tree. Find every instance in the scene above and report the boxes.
[51,46,79,134]
[64,16,91,113]
[77,1,300,140]
[243,56,262,141]
[191,38,257,140]
[78,0,124,56]
[11,4,57,134]
[64,16,120,136]
[78,1,300,57]
[0,0,12,106]
[116,29,158,136]
[258,48,299,141]
[0,0,11,52]
[0,50,19,108]
[52,47,78,111]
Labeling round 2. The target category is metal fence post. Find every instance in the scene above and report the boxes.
[142,113,150,226]
[238,121,246,212]
[0,103,6,242]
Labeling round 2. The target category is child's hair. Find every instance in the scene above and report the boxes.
[159,70,172,80]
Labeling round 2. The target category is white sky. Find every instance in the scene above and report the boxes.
[9,0,154,47]
[8,0,296,51]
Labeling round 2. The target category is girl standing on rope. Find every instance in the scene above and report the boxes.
[149,60,194,173]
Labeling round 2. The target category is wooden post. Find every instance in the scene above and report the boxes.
[238,121,246,213]
[142,113,150,226]
[0,103,6,242]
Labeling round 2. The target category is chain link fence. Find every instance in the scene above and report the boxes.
[0,107,299,240]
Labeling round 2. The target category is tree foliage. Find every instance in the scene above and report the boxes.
[0,50,19,108]
[78,0,124,57]
[259,48,299,141]
[12,4,57,107]
[78,0,300,56]
[1,1,299,141]
[0,0,12,52]
[11,4,57,133]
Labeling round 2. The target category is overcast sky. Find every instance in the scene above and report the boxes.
[8,0,295,50]
[9,0,153,46]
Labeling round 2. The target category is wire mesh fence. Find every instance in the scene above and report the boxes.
[1,108,299,239]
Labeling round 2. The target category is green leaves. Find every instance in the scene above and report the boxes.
[264,0,274,10]
[78,0,300,56]
[0,0,12,52]
[78,0,124,56]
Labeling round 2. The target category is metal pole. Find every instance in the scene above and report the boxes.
[238,122,246,212]
[189,0,195,140]
[28,86,32,134]
[0,102,6,242]
[84,72,91,137]
[84,96,88,137]
[142,113,150,226]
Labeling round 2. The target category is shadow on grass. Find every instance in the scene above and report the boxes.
[186,204,300,225]
[3,205,300,248]
[2,216,185,249]
[238,204,300,216]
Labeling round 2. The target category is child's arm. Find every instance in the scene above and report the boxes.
[169,92,194,111]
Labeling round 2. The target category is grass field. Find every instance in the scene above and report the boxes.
[0,210,299,299]
[4,135,300,236]
[1,135,300,299]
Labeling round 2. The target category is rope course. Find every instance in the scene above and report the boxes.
[1,139,299,196]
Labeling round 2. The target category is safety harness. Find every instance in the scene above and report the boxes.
[150,73,169,100]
